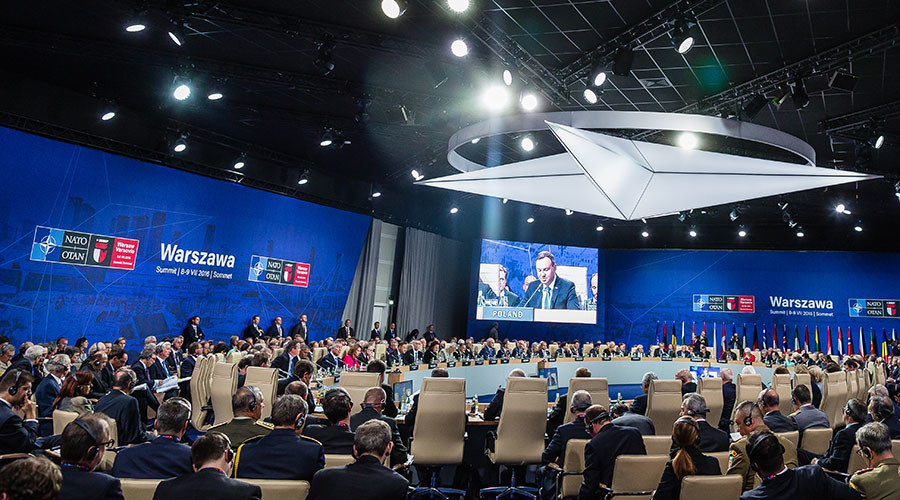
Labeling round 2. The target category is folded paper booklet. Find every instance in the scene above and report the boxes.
[155,375,179,393]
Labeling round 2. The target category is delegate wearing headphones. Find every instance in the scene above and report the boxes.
[0,369,40,454]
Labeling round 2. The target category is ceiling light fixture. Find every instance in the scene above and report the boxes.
[233,155,246,169]
[611,46,634,76]
[448,0,469,13]
[854,224,863,232]
[796,229,805,238]
[502,68,515,86]
[167,19,186,47]
[641,230,649,238]
[100,109,116,121]
[520,136,534,152]
[677,132,698,149]
[371,190,382,198]
[671,18,698,54]
[592,70,607,87]
[791,78,810,109]
[583,88,598,104]
[172,83,191,101]
[450,39,468,57]
[298,170,310,185]
[689,229,697,238]
[381,0,408,18]
[125,23,146,33]
[449,206,459,214]
[481,85,508,112]
[565,209,573,216]
[319,131,334,147]
[502,198,508,204]
[520,92,538,111]
[526,217,535,224]
[173,135,188,153]
[471,137,480,144]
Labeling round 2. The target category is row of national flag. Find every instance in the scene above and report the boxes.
[654,320,897,358]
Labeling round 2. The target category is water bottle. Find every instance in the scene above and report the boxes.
[471,394,479,414]
[617,392,623,405]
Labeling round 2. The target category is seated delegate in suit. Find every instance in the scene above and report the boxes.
[520,251,580,310]
[758,389,797,433]
[547,367,593,436]
[423,341,442,364]
[209,386,272,447]
[610,402,656,436]
[788,384,829,431]
[652,418,721,500]
[235,394,324,480]
[867,395,900,439]
[349,387,408,467]
[129,345,161,420]
[677,393,729,452]
[308,420,409,500]
[0,369,40,454]
[36,354,70,436]
[271,340,301,375]
[111,398,193,479]
[148,342,178,400]
[317,345,344,372]
[0,456,63,500]
[630,371,657,416]
[81,352,109,398]
[479,339,498,360]
[540,391,593,500]
[807,399,866,473]
[739,430,856,500]
[719,368,737,431]
[579,404,646,500]
[365,359,398,419]
[302,388,355,454]
[153,432,262,500]
[675,369,697,396]
[58,414,123,500]
[93,369,154,445]
[51,370,95,417]
[484,368,526,421]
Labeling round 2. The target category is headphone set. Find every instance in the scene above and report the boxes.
[7,370,22,395]
[684,405,710,417]
[675,417,701,446]
[587,409,610,428]
[323,390,353,413]
[747,432,784,473]
[72,419,103,462]
[844,403,865,423]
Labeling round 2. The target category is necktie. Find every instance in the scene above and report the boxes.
[161,361,169,377]
[542,286,551,309]
[288,356,295,374]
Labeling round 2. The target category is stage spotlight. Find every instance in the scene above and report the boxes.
[125,23,146,33]
[207,91,223,100]
[689,229,697,238]
[678,132,698,149]
[520,92,538,111]
[298,170,310,185]
[448,0,469,13]
[450,206,459,214]
[172,82,191,101]
[592,69,607,87]
[481,85,508,112]
[471,137,480,144]
[874,134,885,149]
[173,135,188,153]
[411,169,420,179]
[526,217,535,224]
[319,131,334,147]
[233,155,246,169]
[583,88,598,104]
[641,230,649,238]
[450,39,468,57]
[100,109,116,121]
[502,67,517,86]
[612,46,634,76]
[565,209,573,216]
[671,18,697,54]
[738,228,747,238]
[596,225,604,232]
[371,189,382,198]
[502,198,508,204]
[835,203,846,213]
[167,20,185,46]
[520,136,534,152]
[791,78,809,109]
[796,229,805,238]
[854,224,863,232]
[729,208,739,222]
[381,0,408,18]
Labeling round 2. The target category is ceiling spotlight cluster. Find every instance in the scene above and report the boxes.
[671,16,699,54]
[382,0,468,18]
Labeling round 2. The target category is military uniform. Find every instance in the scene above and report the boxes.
[208,417,273,447]
[849,458,900,500]
[726,425,798,492]
[234,428,325,481]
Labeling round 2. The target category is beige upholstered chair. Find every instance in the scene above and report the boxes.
[892,439,900,458]
[735,374,762,408]
[338,372,381,415]
[821,371,848,429]
[226,351,243,364]
[857,370,868,400]
[549,344,559,357]
[272,348,284,359]
[482,376,548,498]
[776,430,799,448]
[678,475,742,500]
[606,454,669,500]
[800,427,833,455]
[646,380,683,436]
[558,438,589,499]
[697,377,723,426]
[410,377,467,499]
[324,454,355,468]
[245,367,278,419]
[847,371,858,405]
[215,353,225,363]
[771,373,793,416]
[120,479,163,500]
[564,378,609,424]
[375,342,386,361]
[312,347,326,363]
[641,435,672,456]
[53,409,78,435]
[189,355,212,431]
[239,479,310,500]
[708,451,730,475]
[211,362,239,426]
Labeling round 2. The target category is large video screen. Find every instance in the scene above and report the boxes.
[476,239,598,324]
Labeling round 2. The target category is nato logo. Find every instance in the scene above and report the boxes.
[693,295,709,312]
[30,226,64,262]
[849,299,866,317]
[248,256,267,281]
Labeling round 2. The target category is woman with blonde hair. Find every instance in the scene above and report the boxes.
[652,417,720,500]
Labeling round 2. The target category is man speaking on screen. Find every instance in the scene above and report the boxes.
[521,251,580,310]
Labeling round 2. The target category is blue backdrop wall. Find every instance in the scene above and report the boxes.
[0,126,370,349]
[468,246,900,354]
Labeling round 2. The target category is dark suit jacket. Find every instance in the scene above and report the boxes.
[101,363,116,392]
[336,326,354,339]
[149,359,173,381]
[8,357,41,387]
[579,424,646,500]
[612,413,656,436]
[681,381,697,396]
[385,329,398,341]
[154,468,261,500]
[0,399,39,454]
[764,410,798,433]
[131,360,154,389]
[82,362,109,398]
[235,428,325,480]
[35,375,61,435]
[654,449,720,500]
[423,330,436,342]
[290,322,309,342]
[697,420,730,452]
[818,422,860,473]
[484,388,505,421]
[242,325,264,340]
[719,382,737,431]
[317,353,343,371]
[59,465,124,500]
[385,349,401,367]
[811,382,822,408]
[302,423,355,455]
[180,356,197,379]
[94,390,153,445]
[181,324,204,345]
[631,394,648,416]
[542,415,591,466]
[739,464,857,500]
[380,383,398,419]
[308,455,409,500]
[370,329,381,341]
[111,436,193,479]
[270,352,294,374]
[522,276,580,310]
[349,408,408,466]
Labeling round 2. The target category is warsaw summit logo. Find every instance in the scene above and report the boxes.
[30,226,138,270]
[248,254,310,288]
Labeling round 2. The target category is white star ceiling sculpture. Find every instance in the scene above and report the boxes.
[420,111,878,220]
